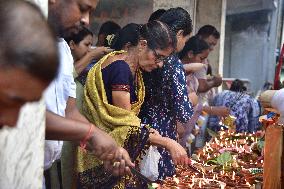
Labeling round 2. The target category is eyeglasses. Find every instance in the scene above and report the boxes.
[151,49,168,63]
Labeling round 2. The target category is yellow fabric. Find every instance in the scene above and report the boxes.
[76,51,145,173]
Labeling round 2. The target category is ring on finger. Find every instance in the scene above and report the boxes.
[113,161,120,167]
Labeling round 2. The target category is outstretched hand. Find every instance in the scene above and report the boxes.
[103,147,135,176]
[87,128,134,176]
[165,138,191,165]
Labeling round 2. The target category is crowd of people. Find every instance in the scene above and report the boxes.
[0,0,262,189]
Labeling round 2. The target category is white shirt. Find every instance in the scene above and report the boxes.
[0,100,46,189]
[44,38,76,170]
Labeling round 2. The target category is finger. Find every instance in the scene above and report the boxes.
[121,149,135,167]
[111,167,119,176]
[179,156,185,165]
[186,157,191,165]
[115,149,123,162]
[183,156,189,165]
[104,160,113,172]
[119,159,126,176]
[125,166,132,176]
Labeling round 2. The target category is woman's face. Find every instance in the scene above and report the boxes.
[176,32,191,53]
[70,34,93,60]
[139,48,172,72]
[138,40,174,72]
[188,49,210,63]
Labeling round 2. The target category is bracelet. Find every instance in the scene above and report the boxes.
[80,124,94,150]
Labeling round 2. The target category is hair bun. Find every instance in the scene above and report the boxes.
[106,34,116,47]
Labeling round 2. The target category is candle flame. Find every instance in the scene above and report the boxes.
[220,182,226,189]
[232,171,235,180]
[198,180,202,188]
[192,175,195,183]
[173,177,179,184]
[151,183,160,188]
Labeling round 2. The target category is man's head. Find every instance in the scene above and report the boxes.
[0,0,58,127]
[197,25,220,51]
[48,0,99,38]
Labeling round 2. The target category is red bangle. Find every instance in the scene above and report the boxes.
[80,124,94,150]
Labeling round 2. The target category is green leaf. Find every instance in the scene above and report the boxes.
[148,184,155,189]
[207,128,218,138]
[216,152,233,165]
[206,159,218,165]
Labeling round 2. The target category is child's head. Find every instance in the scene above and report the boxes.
[179,36,210,64]
[65,27,93,61]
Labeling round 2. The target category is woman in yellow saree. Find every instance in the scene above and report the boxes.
[75,21,189,189]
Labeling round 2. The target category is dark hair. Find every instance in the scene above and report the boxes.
[197,25,220,39]
[140,20,177,51]
[207,64,212,76]
[112,21,176,51]
[148,9,166,22]
[64,26,93,45]
[159,7,193,36]
[230,79,246,92]
[111,23,141,51]
[98,21,121,36]
[0,0,58,83]
[178,36,210,59]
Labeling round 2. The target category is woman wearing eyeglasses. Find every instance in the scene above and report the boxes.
[72,21,189,189]
[139,7,194,180]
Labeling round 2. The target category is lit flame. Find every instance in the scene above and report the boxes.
[232,171,235,180]
[220,182,226,189]
[173,177,179,184]
[192,175,195,183]
[151,183,160,188]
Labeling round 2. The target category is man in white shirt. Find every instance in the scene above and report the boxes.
[44,0,134,187]
[0,0,132,188]
[44,38,77,171]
